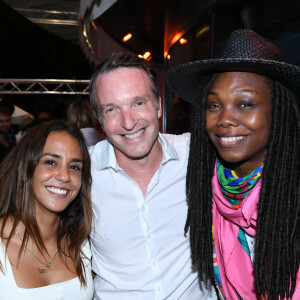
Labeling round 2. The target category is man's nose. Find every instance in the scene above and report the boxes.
[120,109,137,131]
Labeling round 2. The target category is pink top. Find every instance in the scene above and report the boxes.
[212,166,300,299]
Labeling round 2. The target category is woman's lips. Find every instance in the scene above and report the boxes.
[217,135,247,147]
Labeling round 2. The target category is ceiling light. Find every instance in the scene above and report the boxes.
[123,33,132,42]
[143,51,151,61]
[179,38,187,44]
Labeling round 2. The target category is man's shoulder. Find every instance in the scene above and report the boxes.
[88,139,117,171]
[88,139,109,156]
[160,132,191,146]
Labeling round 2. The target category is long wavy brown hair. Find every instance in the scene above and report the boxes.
[0,120,93,286]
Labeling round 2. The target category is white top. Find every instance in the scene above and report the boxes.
[80,127,104,147]
[89,133,217,300]
[0,238,94,300]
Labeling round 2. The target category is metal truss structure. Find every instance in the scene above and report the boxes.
[0,79,90,95]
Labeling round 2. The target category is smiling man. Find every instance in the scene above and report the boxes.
[88,53,216,300]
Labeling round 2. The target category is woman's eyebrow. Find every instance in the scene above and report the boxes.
[41,153,60,158]
[233,89,258,95]
[41,153,83,163]
[208,90,217,96]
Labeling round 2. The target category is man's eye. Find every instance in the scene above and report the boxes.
[106,108,115,113]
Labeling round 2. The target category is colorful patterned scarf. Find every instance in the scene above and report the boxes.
[213,159,264,299]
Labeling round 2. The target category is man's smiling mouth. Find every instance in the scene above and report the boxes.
[124,129,145,139]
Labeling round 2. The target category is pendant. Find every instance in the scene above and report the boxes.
[38,267,49,273]
[38,263,50,273]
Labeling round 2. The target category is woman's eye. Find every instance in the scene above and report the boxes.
[207,103,221,111]
[70,165,82,172]
[240,101,254,108]
[44,160,56,166]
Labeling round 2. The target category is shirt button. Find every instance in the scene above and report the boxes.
[142,206,146,211]
[153,261,156,266]
[156,286,160,291]
[148,234,152,239]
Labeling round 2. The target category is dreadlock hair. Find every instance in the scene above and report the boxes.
[185,74,300,299]
[185,74,217,283]
[255,80,300,299]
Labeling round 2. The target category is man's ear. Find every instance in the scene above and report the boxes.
[157,97,162,118]
[93,110,98,122]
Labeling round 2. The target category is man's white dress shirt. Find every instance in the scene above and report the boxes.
[89,133,217,300]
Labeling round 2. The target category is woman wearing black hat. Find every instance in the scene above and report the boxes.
[167,29,300,299]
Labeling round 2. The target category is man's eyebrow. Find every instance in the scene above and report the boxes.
[100,96,150,110]
[132,95,149,101]
[99,103,117,112]
[100,103,116,108]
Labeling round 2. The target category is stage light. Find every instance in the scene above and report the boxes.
[123,33,132,42]
[143,51,151,61]
[179,38,187,44]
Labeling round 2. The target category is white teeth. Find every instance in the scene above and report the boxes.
[220,136,244,142]
[46,187,68,195]
[124,129,144,139]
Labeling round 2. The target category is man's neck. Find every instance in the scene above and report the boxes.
[116,141,163,195]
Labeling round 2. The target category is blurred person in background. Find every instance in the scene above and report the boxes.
[34,99,55,122]
[0,105,16,163]
[67,100,105,147]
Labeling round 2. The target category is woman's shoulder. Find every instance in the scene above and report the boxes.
[0,216,14,239]
[0,216,22,256]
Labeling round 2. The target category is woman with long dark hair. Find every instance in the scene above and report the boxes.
[0,120,93,299]
[167,29,300,299]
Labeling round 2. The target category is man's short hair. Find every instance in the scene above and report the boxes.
[0,105,12,116]
[89,52,160,123]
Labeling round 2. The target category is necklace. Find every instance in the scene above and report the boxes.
[15,227,58,273]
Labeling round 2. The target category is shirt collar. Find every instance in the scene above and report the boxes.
[96,133,179,171]
[158,133,179,166]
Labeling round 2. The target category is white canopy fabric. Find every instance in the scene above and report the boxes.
[11,105,32,124]
[79,0,118,20]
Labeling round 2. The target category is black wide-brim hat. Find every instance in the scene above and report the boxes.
[167,29,300,104]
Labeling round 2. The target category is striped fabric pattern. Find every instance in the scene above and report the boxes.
[213,160,264,299]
